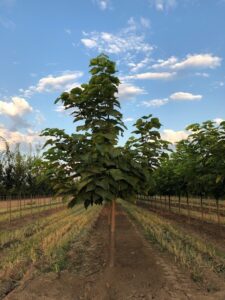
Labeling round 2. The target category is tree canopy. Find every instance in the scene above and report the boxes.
[41,54,168,208]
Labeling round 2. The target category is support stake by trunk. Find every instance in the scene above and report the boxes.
[216,198,220,228]
[178,194,181,214]
[109,199,116,268]
[200,195,203,223]
[186,193,190,223]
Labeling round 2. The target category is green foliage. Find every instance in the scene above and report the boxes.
[154,120,225,199]
[0,142,52,196]
[42,55,167,208]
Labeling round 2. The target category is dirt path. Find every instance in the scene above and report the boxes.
[5,205,224,300]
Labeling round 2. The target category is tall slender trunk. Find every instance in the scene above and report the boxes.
[108,202,111,227]
[109,199,116,267]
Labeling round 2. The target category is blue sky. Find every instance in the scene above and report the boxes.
[0,0,224,148]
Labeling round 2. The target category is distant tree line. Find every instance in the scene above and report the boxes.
[153,120,225,201]
[0,140,53,197]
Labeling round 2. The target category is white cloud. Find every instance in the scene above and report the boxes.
[126,71,176,80]
[124,117,134,122]
[81,19,154,73]
[152,54,222,70]
[118,83,146,100]
[161,129,189,144]
[0,96,33,129]
[93,0,110,10]
[81,30,153,55]
[0,123,43,150]
[0,96,32,117]
[152,56,178,69]
[21,71,83,97]
[128,57,151,73]
[55,105,65,113]
[150,0,177,11]
[142,98,168,107]
[170,92,202,101]
[81,38,97,48]
[214,118,224,125]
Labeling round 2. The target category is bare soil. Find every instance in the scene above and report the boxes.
[5,205,225,300]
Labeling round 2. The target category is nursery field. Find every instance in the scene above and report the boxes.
[0,196,65,224]
[137,196,225,225]
[1,201,225,300]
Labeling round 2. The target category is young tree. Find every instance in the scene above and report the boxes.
[42,54,149,266]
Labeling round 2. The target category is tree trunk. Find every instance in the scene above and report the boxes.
[108,202,111,227]
[109,199,116,267]
[168,194,171,211]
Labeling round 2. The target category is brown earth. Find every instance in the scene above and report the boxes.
[5,205,225,300]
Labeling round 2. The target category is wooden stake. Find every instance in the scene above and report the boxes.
[216,198,220,227]
[200,195,203,223]
[178,194,181,214]
[187,193,190,223]
[109,199,116,268]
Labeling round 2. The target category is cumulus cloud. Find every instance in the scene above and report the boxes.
[170,92,202,101]
[142,98,168,107]
[21,71,83,97]
[152,54,222,70]
[161,129,189,144]
[0,123,43,151]
[0,96,33,130]
[81,38,97,48]
[125,71,176,80]
[118,83,146,100]
[0,96,32,117]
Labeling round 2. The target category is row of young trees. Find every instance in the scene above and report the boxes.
[153,120,225,201]
[41,54,170,266]
[42,54,225,209]
[0,140,53,197]
[41,54,169,209]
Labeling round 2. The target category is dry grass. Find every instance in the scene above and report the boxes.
[121,200,225,283]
